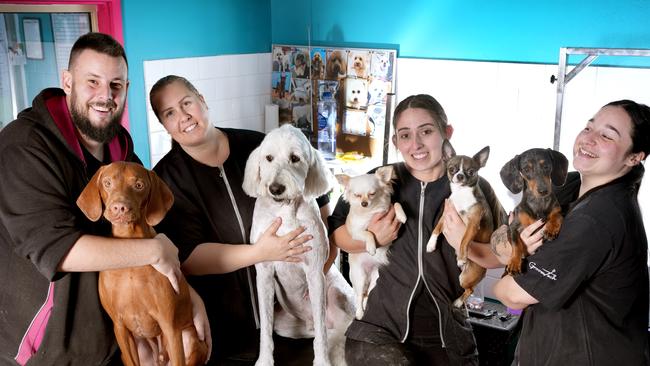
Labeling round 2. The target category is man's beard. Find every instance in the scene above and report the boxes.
[70,92,124,144]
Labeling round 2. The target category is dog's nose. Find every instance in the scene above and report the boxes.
[361,201,368,207]
[269,183,286,196]
[457,173,466,182]
[109,201,130,215]
[538,187,549,195]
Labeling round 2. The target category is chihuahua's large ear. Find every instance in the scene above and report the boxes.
[474,146,490,168]
[375,165,395,185]
[305,147,332,198]
[500,154,524,194]
[76,166,106,222]
[442,139,455,161]
[547,149,569,186]
[335,174,350,188]
[145,170,174,226]
[242,146,262,197]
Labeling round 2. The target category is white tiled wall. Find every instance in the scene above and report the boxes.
[143,53,271,166]
[396,57,650,299]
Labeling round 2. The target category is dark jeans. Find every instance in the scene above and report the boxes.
[345,337,449,366]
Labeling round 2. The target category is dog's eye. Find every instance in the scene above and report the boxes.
[368,192,375,197]
[103,179,111,188]
[134,181,144,190]
[449,167,458,174]
[522,166,532,174]
[467,169,475,176]
[266,155,274,162]
[354,194,362,198]
[290,154,300,163]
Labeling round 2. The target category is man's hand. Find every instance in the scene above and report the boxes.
[151,233,182,293]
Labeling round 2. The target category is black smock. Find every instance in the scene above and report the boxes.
[513,167,649,365]
[154,128,329,364]
[328,162,506,365]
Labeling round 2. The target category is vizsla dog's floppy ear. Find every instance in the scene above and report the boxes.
[547,148,569,186]
[145,170,174,226]
[77,165,106,222]
[500,154,524,194]
[305,146,332,198]
[243,146,262,197]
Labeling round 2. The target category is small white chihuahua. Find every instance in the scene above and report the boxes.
[336,166,406,319]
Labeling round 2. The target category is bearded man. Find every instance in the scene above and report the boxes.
[0,33,209,366]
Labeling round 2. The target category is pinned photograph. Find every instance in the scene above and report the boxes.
[326,50,347,80]
[311,48,326,79]
[345,78,368,110]
[370,51,394,81]
[292,48,310,79]
[347,50,370,79]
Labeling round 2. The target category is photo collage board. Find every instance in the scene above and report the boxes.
[271,44,397,161]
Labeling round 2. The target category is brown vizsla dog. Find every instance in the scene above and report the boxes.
[77,161,208,366]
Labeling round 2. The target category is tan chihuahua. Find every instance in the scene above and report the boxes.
[426,140,491,308]
[337,166,406,319]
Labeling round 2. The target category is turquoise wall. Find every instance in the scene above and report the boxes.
[121,0,271,167]
[271,0,650,66]
[122,0,650,166]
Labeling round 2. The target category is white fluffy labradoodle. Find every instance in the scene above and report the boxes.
[243,124,354,366]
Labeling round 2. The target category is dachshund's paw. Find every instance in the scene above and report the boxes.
[453,297,465,308]
[457,258,467,267]
[426,235,438,252]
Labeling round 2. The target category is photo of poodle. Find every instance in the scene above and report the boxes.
[368,79,390,105]
[311,48,326,79]
[292,48,309,79]
[326,50,347,80]
[345,77,368,110]
[370,51,393,81]
[347,50,370,78]
[272,46,291,72]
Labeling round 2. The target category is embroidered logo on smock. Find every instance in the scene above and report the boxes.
[529,262,557,281]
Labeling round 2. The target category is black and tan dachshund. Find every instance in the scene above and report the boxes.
[500,148,569,274]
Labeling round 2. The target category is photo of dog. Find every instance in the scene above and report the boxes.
[370,51,393,81]
[345,77,368,109]
[273,46,291,72]
[336,166,406,319]
[367,105,386,137]
[368,79,389,105]
[271,72,292,101]
[311,48,326,79]
[347,50,370,78]
[326,50,348,80]
[292,78,311,104]
[292,48,309,79]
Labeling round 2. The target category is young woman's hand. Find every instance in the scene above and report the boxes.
[368,205,402,247]
[519,219,545,255]
[440,199,466,252]
[255,217,313,262]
